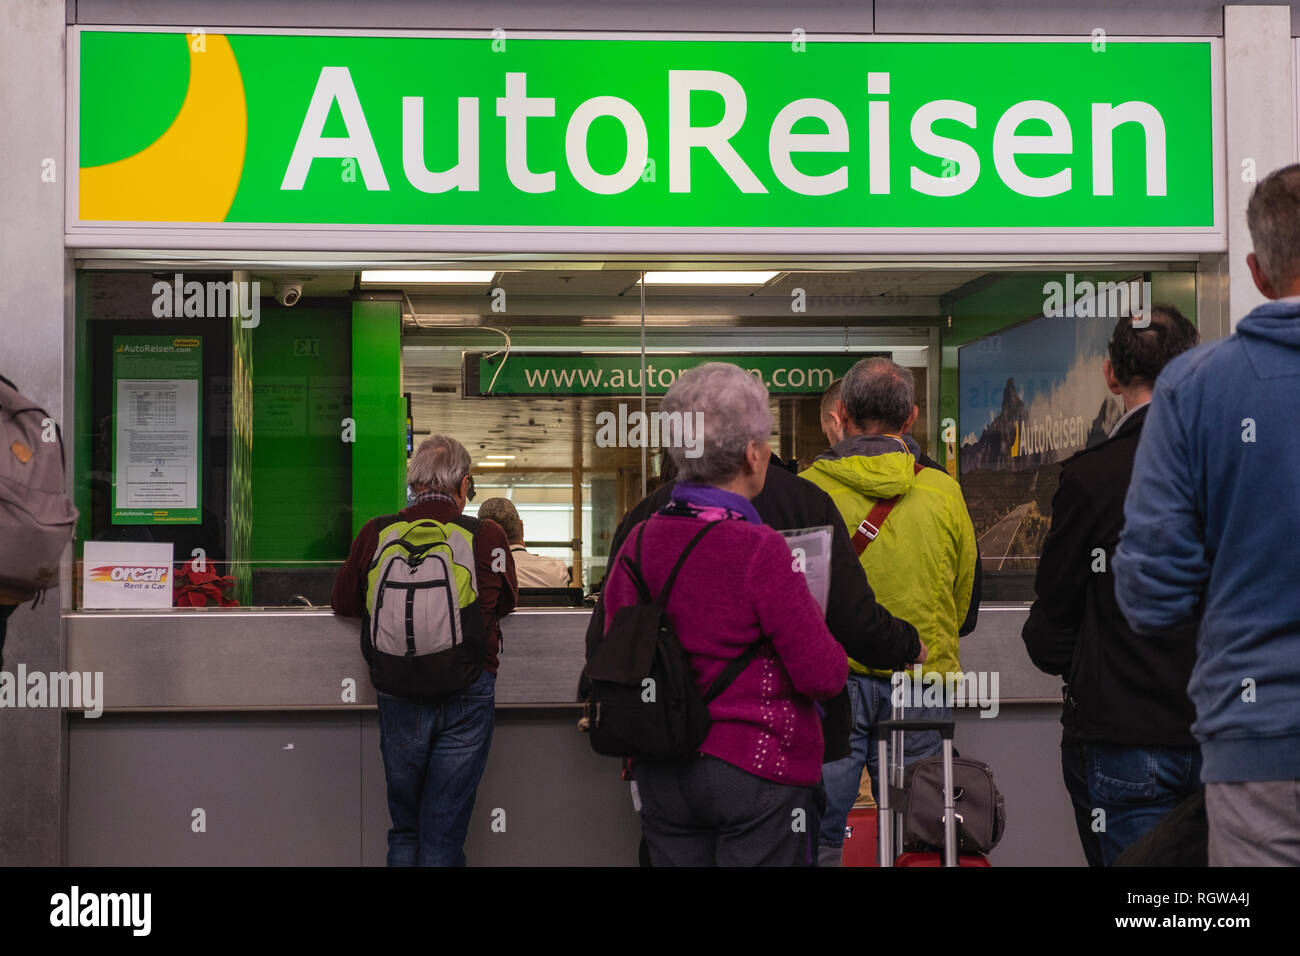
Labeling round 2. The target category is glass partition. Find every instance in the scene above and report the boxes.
[70,262,1198,611]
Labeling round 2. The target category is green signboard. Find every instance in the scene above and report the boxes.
[465,352,886,396]
[111,335,203,524]
[76,30,1215,231]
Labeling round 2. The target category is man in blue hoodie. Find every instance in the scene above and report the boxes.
[1114,164,1300,865]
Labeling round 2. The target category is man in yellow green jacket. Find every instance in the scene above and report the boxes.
[801,358,978,865]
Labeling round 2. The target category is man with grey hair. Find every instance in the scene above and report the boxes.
[1115,164,1300,865]
[477,497,571,589]
[801,356,977,865]
[332,435,517,866]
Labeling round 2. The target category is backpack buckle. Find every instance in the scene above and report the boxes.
[857,519,881,541]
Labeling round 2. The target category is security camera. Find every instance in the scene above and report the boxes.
[275,280,303,307]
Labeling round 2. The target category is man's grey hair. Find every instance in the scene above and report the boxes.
[1247,164,1300,291]
[841,357,914,431]
[407,434,472,494]
[476,497,524,543]
[660,362,772,484]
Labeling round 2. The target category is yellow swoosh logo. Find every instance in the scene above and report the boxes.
[80,34,246,222]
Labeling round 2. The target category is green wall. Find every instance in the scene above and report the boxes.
[350,299,406,538]
[249,304,353,565]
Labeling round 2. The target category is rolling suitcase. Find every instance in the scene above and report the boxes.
[877,716,991,867]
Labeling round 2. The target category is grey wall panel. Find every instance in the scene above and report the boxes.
[876,0,1244,36]
[74,0,1300,36]
[72,707,1077,865]
[0,0,69,867]
[956,704,1084,866]
[72,0,874,32]
[68,712,364,865]
[363,711,644,866]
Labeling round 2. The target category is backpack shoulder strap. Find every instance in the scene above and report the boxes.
[703,642,765,703]
[617,522,653,603]
[655,520,721,606]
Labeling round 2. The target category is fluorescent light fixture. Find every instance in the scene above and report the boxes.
[361,270,496,284]
[476,461,507,468]
[485,455,516,460]
[639,271,779,285]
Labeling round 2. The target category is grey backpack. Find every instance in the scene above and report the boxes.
[0,374,78,594]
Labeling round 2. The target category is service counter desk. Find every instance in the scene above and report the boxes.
[63,607,1081,865]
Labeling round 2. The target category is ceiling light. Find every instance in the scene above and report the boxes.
[485,455,516,460]
[476,461,507,468]
[361,270,496,284]
[638,271,779,285]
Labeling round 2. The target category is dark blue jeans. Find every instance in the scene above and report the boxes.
[1061,737,1104,867]
[1084,742,1202,866]
[376,670,496,867]
[819,673,948,851]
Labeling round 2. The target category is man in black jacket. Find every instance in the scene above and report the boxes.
[583,452,925,862]
[1022,306,1201,866]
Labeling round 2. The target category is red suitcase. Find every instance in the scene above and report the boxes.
[877,716,991,867]
[841,807,879,867]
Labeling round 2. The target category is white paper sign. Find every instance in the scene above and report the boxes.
[82,541,174,609]
[114,378,199,510]
[779,525,833,614]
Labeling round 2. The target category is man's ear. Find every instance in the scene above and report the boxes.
[1248,252,1278,300]
[1103,357,1123,395]
[902,405,920,433]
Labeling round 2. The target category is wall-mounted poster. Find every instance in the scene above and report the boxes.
[959,314,1121,571]
[112,335,202,524]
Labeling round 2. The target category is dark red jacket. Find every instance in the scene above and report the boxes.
[331,501,518,673]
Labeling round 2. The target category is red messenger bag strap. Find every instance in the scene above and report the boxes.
[851,461,925,557]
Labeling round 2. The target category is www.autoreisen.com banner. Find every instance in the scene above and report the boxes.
[72,30,1215,234]
[463,352,888,396]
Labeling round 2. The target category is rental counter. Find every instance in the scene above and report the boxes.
[63,605,1080,865]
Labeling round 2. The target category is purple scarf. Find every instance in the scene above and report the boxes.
[659,480,762,524]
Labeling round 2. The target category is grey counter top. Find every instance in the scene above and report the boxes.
[64,604,1058,712]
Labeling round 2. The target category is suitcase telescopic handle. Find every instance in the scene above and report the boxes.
[878,718,955,738]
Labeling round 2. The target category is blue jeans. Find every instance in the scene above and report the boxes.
[1084,743,1202,866]
[376,670,496,866]
[818,673,950,851]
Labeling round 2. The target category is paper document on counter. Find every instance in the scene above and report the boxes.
[778,525,833,614]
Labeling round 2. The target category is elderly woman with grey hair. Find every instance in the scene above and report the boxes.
[598,362,847,866]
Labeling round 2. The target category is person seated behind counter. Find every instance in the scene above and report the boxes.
[597,362,848,866]
[476,497,572,589]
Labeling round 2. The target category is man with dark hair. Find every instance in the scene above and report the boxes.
[820,379,847,447]
[802,357,978,865]
[1023,305,1201,866]
[1116,164,1300,865]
